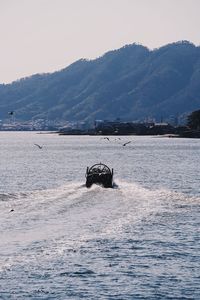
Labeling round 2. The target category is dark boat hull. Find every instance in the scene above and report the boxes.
[86,173,113,188]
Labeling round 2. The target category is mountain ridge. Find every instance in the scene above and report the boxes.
[0,41,200,122]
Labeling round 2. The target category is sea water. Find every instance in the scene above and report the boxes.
[0,132,199,299]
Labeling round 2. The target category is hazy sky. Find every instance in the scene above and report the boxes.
[1,0,200,83]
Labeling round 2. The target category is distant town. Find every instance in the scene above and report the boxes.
[0,118,65,132]
[1,116,199,138]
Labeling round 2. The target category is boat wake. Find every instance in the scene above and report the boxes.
[1,180,198,222]
[0,180,199,277]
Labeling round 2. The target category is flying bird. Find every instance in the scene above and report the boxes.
[101,137,110,141]
[122,141,131,146]
[34,143,43,149]
[8,111,14,115]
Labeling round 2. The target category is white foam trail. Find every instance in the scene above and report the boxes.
[0,180,199,272]
[95,180,200,238]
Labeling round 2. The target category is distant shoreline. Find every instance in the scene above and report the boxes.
[0,130,199,138]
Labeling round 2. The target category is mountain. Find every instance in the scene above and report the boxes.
[0,41,200,123]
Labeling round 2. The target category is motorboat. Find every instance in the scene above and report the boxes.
[85,163,113,188]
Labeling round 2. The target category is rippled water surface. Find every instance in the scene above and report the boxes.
[0,132,199,299]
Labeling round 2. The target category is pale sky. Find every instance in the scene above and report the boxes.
[1,0,200,83]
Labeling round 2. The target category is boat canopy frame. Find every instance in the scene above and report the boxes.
[86,163,113,177]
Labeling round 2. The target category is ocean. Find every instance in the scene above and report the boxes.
[0,132,199,299]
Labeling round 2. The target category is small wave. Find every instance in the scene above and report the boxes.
[0,193,20,202]
[60,268,95,278]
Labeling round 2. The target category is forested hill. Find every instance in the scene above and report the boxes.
[0,41,200,122]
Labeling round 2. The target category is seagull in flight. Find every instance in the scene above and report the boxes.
[101,137,110,141]
[122,141,131,146]
[8,111,14,115]
[34,143,43,149]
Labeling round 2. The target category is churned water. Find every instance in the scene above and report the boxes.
[0,132,199,299]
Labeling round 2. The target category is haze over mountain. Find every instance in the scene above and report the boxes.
[0,41,200,123]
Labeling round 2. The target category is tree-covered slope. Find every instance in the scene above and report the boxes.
[0,41,200,122]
